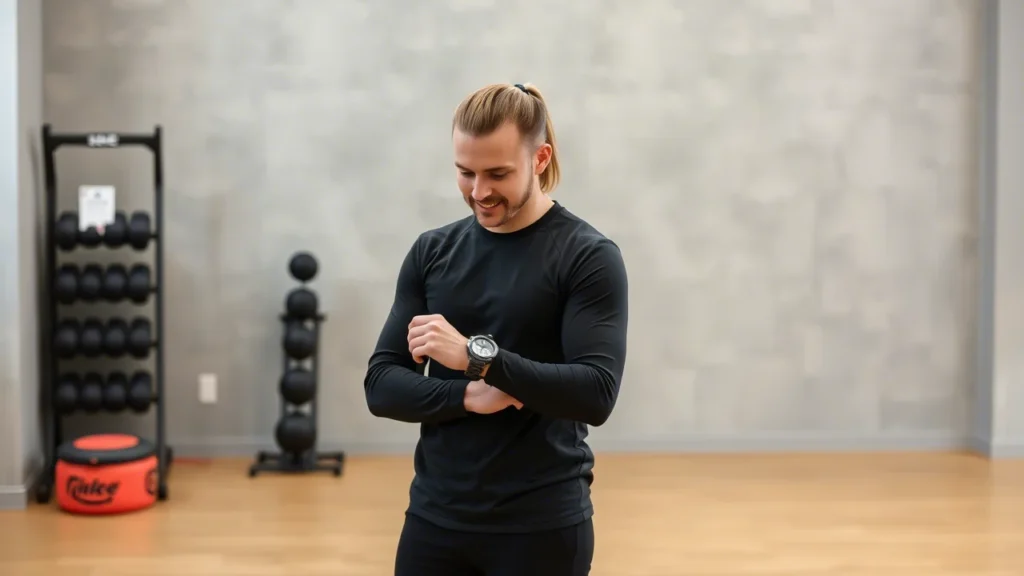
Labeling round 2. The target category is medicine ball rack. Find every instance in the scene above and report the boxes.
[249,252,345,477]
[34,124,172,505]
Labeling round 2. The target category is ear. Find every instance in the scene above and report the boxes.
[533,142,552,175]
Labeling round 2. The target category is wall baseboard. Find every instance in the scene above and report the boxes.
[2,432,1019,511]
[169,430,1017,460]
[587,430,969,453]
[0,454,64,511]
[0,485,27,510]
[171,436,417,458]
[968,435,1024,458]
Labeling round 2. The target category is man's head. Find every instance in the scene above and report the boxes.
[452,83,560,231]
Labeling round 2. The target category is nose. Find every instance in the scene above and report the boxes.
[470,182,491,202]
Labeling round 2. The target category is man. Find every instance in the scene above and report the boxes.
[364,81,629,576]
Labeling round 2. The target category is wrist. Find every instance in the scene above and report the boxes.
[459,342,470,372]
[465,334,498,380]
[462,379,483,412]
[450,379,471,414]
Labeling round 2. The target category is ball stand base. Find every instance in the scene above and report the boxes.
[248,449,345,477]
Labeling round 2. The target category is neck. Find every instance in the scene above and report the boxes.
[488,189,555,234]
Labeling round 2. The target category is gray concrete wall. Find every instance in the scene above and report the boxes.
[987,0,1024,455]
[15,0,1024,515]
[0,0,43,510]
[0,0,21,495]
[31,0,985,460]
[18,0,43,497]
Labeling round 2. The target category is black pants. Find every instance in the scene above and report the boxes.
[394,513,594,576]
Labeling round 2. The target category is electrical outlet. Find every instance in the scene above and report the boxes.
[199,373,218,404]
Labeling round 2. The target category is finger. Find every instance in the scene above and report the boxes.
[409,314,441,329]
[407,324,431,342]
[408,323,442,344]
[409,335,430,353]
[409,346,425,363]
[411,345,430,363]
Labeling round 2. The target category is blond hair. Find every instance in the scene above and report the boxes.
[452,82,561,193]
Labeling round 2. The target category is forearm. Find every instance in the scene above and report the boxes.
[484,351,619,426]
[484,238,629,426]
[364,360,471,424]
[364,234,474,424]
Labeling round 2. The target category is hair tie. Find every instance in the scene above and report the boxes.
[514,83,528,93]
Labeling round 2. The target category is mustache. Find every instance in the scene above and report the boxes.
[471,196,506,206]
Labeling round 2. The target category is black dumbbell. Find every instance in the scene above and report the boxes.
[126,264,151,303]
[103,211,128,248]
[79,225,102,248]
[102,264,128,301]
[53,319,79,358]
[78,264,103,301]
[55,212,79,251]
[103,318,128,357]
[128,212,152,250]
[79,318,105,358]
[103,372,128,412]
[127,318,152,358]
[54,373,79,414]
[54,264,79,304]
[127,371,153,413]
[79,373,104,413]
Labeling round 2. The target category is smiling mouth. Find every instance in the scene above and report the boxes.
[476,199,503,209]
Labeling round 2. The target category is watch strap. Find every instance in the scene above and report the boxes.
[465,356,486,380]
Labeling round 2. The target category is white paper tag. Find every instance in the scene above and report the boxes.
[78,185,116,231]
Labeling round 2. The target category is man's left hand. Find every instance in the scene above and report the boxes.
[408,314,469,372]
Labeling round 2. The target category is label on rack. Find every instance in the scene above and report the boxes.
[78,185,116,231]
[87,133,119,147]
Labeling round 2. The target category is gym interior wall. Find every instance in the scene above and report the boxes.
[0,0,43,511]
[31,0,1001,461]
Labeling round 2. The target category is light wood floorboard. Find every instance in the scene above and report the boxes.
[2,452,1024,575]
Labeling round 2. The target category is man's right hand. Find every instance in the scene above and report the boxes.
[464,379,523,414]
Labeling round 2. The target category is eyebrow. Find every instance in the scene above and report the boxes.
[455,163,515,173]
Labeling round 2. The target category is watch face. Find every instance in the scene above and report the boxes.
[470,337,497,359]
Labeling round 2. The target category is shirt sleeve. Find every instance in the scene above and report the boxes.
[484,237,629,426]
[363,236,471,424]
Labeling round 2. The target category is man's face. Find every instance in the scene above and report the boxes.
[453,122,537,229]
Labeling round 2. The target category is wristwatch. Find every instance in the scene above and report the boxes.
[465,334,499,380]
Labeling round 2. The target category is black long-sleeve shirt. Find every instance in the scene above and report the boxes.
[364,201,629,533]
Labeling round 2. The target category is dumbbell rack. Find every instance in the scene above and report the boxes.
[248,313,344,476]
[249,254,344,477]
[35,124,171,504]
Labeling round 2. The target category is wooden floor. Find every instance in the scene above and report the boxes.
[2,452,1024,575]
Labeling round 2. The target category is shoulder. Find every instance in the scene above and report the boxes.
[408,214,476,266]
[548,205,625,271]
[544,205,627,291]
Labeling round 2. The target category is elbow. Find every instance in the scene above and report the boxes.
[364,388,386,418]
[363,366,393,418]
[364,385,406,421]
[582,401,614,427]
[363,362,422,423]
[365,393,389,418]
[581,373,620,427]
